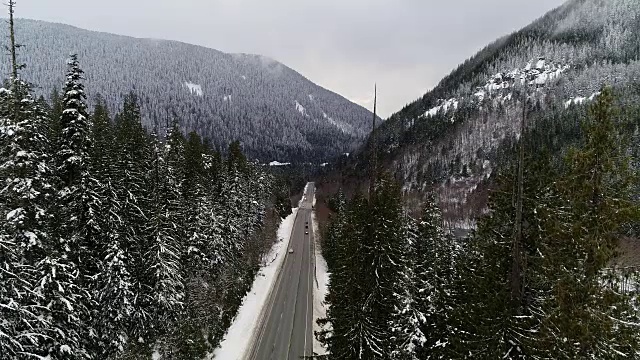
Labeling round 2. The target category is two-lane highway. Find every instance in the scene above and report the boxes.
[247,183,315,360]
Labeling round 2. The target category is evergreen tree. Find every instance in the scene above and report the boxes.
[88,97,135,358]
[365,175,410,358]
[0,5,52,357]
[536,87,640,358]
[394,194,458,359]
[147,125,186,356]
[321,176,411,359]
[0,77,51,360]
[42,53,92,359]
[113,92,154,350]
[320,193,370,359]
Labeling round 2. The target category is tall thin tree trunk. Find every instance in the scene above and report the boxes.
[511,87,527,303]
[8,0,18,79]
[369,84,377,199]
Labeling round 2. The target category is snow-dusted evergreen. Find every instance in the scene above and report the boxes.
[323,85,640,358]
[0,19,380,163]
[0,77,52,359]
[0,8,293,358]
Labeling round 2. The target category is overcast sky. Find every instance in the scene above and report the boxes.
[15,0,566,117]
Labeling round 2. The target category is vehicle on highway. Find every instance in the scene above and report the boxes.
[288,248,294,254]
[305,231,309,235]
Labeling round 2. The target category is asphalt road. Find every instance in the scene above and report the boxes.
[247,183,315,360]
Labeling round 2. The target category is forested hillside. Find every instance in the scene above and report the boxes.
[332,0,640,227]
[0,18,380,163]
[316,0,640,357]
[319,89,640,357]
[0,5,293,358]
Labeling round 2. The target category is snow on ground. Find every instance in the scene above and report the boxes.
[184,82,203,96]
[268,161,291,166]
[295,100,307,116]
[223,95,232,102]
[323,112,355,135]
[308,94,315,101]
[312,191,329,356]
[210,207,300,360]
[564,91,600,108]
[424,98,459,118]
[422,59,571,120]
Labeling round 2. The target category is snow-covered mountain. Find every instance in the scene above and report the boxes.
[0,19,380,162]
[337,0,640,223]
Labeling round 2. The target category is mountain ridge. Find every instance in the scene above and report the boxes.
[331,0,640,225]
[0,18,381,163]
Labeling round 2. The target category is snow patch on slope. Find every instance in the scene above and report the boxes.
[184,82,203,96]
[425,98,459,118]
[223,95,232,102]
[210,207,300,360]
[564,91,600,108]
[295,101,307,116]
[423,58,570,119]
[269,161,291,166]
[323,112,356,134]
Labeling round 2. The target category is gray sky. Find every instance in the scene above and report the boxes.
[15,0,566,117]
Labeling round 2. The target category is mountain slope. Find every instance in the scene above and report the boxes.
[0,18,379,162]
[336,0,640,225]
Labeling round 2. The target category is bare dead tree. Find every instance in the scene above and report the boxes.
[511,81,527,304]
[369,84,377,198]
[7,0,18,79]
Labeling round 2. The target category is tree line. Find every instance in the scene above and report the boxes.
[319,86,640,359]
[0,3,291,358]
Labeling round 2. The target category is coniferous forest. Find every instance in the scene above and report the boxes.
[0,3,292,359]
[4,0,640,359]
[318,87,640,359]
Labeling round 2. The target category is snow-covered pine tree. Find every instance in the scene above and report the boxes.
[536,87,640,358]
[214,140,248,269]
[366,174,410,358]
[415,194,458,359]
[147,124,186,355]
[0,4,52,356]
[38,53,94,360]
[448,156,549,359]
[85,97,135,357]
[0,77,52,360]
[393,193,457,359]
[321,190,346,269]
[390,215,424,360]
[320,193,370,359]
[112,92,155,350]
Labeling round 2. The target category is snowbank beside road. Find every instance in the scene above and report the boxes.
[210,207,299,360]
[312,195,330,356]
